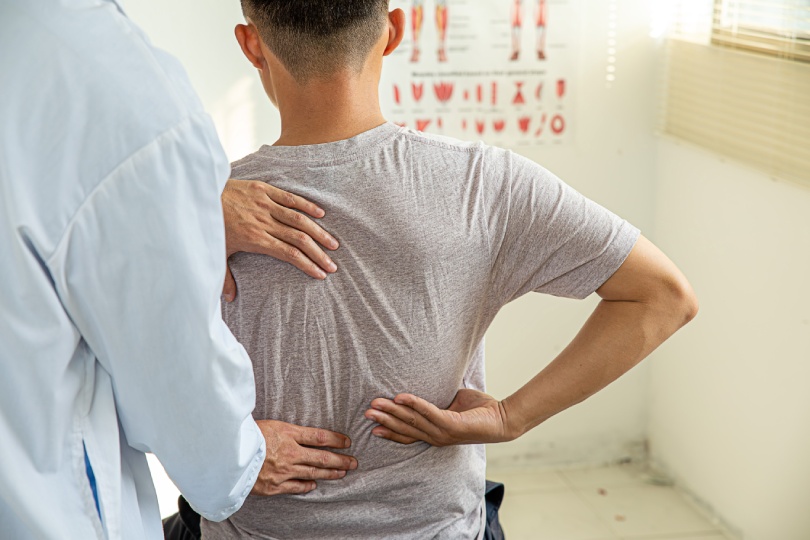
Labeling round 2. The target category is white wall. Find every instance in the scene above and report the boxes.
[649,138,810,540]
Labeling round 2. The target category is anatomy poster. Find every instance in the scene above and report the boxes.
[381,0,579,147]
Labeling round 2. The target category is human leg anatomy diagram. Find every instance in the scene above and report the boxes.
[411,0,424,62]
[510,0,522,61]
[536,0,548,60]
[510,0,548,61]
[411,0,449,63]
[436,0,449,62]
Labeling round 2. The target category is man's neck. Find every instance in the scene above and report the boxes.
[274,74,386,147]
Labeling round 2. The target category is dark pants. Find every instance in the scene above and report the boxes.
[162,495,200,540]
[164,481,506,540]
[483,480,506,540]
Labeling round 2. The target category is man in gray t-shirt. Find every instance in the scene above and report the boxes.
[201,2,698,539]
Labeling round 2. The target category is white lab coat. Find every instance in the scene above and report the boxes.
[0,1,266,538]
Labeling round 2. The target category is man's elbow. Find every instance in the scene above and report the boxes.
[662,273,699,329]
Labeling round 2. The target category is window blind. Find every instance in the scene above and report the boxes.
[712,0,810,62]
[661,3,810,186]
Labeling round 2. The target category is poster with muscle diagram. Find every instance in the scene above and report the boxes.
[381,0,579,147]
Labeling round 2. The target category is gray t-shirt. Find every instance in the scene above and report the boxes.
[201,123,640,540]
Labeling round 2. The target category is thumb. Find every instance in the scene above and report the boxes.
[447,389,485,413]
[223,264,237,302]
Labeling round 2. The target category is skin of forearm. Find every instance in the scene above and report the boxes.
[501,294,696,439]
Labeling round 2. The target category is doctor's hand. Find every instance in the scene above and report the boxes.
[222,179,340,302]
[365,389,519,447]
[251,420,358,497]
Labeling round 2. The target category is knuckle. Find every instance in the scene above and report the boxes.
[293,231,310,245]
[315,430,328,445]
[250,181,267,194]
[283,193,296,207]
[284,246,302,261]
[269,474,283,487]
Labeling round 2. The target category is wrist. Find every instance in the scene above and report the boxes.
[498,398,526,441]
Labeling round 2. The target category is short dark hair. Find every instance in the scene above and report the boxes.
[241,0,389,83]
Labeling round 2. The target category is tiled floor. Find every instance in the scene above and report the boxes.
[487,464,735,540]
[149,459,735,540]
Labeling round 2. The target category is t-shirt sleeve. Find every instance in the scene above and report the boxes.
[485,148,640,305]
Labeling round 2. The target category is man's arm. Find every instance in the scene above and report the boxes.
[363,235,698,445]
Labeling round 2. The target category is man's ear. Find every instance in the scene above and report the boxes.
[235,22,265,70]
[383,9,406,57]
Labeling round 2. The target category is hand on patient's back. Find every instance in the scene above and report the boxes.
[222,179,340,302]
[251,420,358,497]
[365,389,516,446]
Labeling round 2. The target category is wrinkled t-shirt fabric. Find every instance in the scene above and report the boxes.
[201,122,640,540]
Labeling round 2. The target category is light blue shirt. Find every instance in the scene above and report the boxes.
[0,1,266,538]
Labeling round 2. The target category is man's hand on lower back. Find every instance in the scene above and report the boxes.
[251,420,358,496]
[364,389,519,446]
[222,179,341,302]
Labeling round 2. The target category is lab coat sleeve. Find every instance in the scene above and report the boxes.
[48,111,265,522]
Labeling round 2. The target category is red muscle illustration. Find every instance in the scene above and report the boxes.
[550,114,565,134]
[534,113,548,136]
[513,82,526,105]
[433,82,454,103]
[412,82,425,103]
[519,116,531,134]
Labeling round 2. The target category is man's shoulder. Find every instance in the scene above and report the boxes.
[229,149,277,180]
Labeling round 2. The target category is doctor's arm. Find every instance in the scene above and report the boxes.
[365,235,699,445]
[49,114,343,520]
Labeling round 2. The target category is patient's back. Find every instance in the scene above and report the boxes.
[202,123,638,539]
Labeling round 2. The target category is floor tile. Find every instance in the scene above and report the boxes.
[620,534,732,540]
[487,467,570,494]
[499,489,619,540]
[560,464,645,490]
[577,483,720,538]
